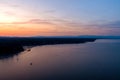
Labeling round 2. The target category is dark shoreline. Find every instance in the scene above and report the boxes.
[0,37,96,59]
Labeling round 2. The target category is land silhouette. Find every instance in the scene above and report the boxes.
[0,36,97,59]
[0,35,120,59]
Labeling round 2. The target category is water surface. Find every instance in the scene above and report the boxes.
[0,40,120,80]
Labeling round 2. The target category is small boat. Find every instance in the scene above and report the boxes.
[27,48,31,51]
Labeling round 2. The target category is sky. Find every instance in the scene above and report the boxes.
[0,0,120,36]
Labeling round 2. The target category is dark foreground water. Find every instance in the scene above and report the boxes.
[0,39,120,80]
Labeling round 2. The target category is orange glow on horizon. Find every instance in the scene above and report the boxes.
[0,23,58,36]
[0,22,103,36]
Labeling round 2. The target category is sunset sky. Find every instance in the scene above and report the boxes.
[0,0,120,36]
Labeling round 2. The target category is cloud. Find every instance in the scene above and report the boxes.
[11,4,19,7]
[0,19,54,25]
[1,16,120,29]
[103,21,120,28]
[28,19,53,24]
[10,19,56,25]
[87,21,120,28]
[44,10,56,13]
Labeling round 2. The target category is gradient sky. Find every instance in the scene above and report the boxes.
[0,0,120,36]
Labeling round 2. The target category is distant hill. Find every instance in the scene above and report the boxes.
[32,35,120,39]
[78,35,120,39]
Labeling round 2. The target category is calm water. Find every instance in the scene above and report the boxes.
[0,39,120,80]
